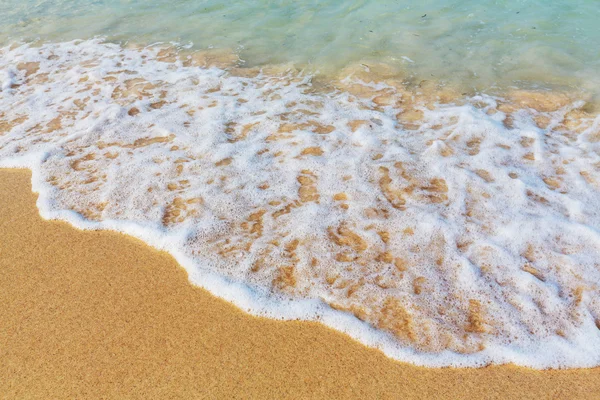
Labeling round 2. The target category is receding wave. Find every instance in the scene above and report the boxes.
[1,39,600,368]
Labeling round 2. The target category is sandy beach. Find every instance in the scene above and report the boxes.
[0,167,598,399]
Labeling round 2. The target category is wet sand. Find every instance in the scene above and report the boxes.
[1,168,599,399]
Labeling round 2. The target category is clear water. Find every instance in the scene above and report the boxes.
[1,0,599,94]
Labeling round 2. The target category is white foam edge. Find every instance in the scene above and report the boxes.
[3,149,600,370]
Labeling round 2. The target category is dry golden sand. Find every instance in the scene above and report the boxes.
[0,168,599,399]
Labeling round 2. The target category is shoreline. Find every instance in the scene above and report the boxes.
[1,167,600,399]
[3,39,600,366]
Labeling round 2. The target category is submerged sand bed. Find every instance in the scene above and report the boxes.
[1,168,599,399]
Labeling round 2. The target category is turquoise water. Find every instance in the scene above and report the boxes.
[1,0,599,93]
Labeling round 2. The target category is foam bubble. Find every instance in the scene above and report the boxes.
[1,39,600,368]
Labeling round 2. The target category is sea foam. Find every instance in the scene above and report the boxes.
[1,39,600,368]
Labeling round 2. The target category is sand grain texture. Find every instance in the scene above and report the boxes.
[0,168,599,399]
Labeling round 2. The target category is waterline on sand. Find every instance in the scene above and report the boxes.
[1,39,600,368]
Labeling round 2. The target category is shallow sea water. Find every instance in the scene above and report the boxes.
[1,0,600,368]
[1,0,599,95]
